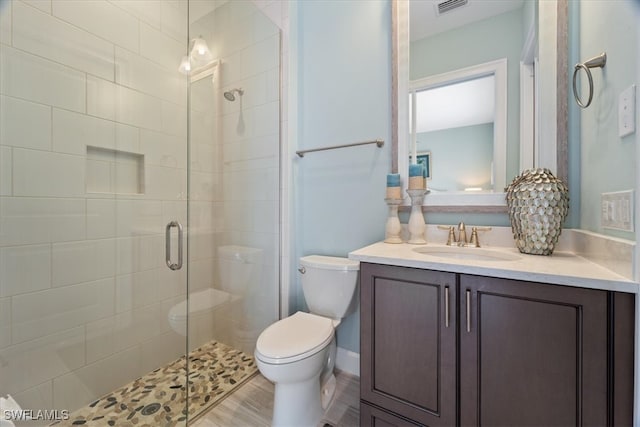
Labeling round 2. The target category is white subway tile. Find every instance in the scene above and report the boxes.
[0,1,11,46]
[0,297,10,349]
[161,200,187,228]
[116,235,162,275]
[115,199,163,237]
[12,278,115,343]
[241,34,279,79]
[0,197,86,246]
[12,381,53,413]
[86,76,117,121]
[139,331,184,373]
[253,101,279,138]
[53,0,139,53]
[188,230,215,261]
[52,345,141,411]
[139,129,187,169]
[13,149,85,197]
[0,146,11,196]
[52,239,116,287]
[161,100,187,137]
[161,1,187,42]
[220,50,243,88]
[0,327,85,395]
[157,267,186,301]
[87,76,164,131]
[53,109,115,155]
[0,95,52,151]
[115,269,159,313]
[21,0,52,14]
[139,21,185,71]
[85,158,112,194]
[112,303,163,351]
[267,67,279,102]
[190,140,217,173]
[87,199,116,239]
[145,164,186,200]
[113,160,140,194]
[115,123,140,153]
[115,47,186,106]
[253,5,280,42]
[13,1,115,81]
[190,171,216,202]
[110,0,162,29]
[85,316,115,363]
[0,45,86,113]
[190,201,216,232]
[0,244,51,297]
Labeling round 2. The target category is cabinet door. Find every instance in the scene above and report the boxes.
[459,274,608,427]
[360,402,424,427]
[361,263,456,426]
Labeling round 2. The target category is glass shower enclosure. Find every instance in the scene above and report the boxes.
[0,0,279,424]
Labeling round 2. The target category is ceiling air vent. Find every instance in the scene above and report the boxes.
[436,0,469,15]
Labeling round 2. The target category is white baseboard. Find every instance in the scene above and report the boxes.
[336,347,359,377]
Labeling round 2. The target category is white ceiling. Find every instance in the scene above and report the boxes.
[409,0,525,42]
[413,75,495,133]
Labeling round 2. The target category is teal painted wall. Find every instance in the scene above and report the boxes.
[570,0,637,240]
[410,8,524,183]
[295,0,391,353]
[416,123,494,191]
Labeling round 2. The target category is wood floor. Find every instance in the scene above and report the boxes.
[191,370,360,427]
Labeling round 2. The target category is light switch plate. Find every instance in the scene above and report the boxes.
[601,190,634,231]
[618,84,636,138]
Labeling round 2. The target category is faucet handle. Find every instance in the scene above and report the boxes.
[437,225,456,246]
[469,226,492,247]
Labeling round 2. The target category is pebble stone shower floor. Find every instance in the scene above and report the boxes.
[50,341,257,426]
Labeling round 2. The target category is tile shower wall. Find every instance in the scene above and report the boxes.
[187,0,280,354]
[0,0,190,413]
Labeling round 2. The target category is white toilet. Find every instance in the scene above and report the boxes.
[255,255,359,427]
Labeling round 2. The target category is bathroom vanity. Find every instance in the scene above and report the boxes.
[350,242,636,427]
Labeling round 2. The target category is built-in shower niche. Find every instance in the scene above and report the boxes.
[86,146,145,195]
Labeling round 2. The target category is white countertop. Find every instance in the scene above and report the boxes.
[349,241,639,293]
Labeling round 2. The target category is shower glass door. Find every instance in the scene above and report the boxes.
[184,0,281,418]
[0,0,190,425]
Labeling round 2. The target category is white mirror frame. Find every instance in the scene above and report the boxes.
[392,0,568,212]
[408,59,507,197]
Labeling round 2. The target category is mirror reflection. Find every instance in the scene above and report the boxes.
[404,0,535,199]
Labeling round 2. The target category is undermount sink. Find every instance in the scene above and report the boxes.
[412,246,521,262]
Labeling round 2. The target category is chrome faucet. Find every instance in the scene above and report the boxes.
[438,222,492,247]
[457,222,468,247]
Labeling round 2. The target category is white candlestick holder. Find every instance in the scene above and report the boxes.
[384,198,404,243]
[406,188,428,244]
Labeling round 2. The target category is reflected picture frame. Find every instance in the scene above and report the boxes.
[410,151,432,180]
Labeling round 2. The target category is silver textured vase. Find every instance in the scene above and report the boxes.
[505,168,569,255]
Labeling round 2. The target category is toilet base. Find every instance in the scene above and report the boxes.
[272,376,322,427]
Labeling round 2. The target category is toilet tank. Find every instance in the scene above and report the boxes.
[217,245,263,294]
[300,255,360,320]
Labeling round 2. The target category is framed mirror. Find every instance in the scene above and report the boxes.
[392,0,568,211]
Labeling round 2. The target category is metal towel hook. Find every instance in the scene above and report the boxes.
[572,52,607,109]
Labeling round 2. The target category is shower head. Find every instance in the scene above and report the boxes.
[223,88,244,101]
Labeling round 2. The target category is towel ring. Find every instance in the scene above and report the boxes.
[572,52,607,109]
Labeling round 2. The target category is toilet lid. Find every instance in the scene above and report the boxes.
[256,312,333,363]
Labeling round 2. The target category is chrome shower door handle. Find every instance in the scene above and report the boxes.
[165,221,183,271]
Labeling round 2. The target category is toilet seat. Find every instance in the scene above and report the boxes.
[256,312,334,364]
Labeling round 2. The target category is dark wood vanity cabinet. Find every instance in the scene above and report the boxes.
[360,262,635,427]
